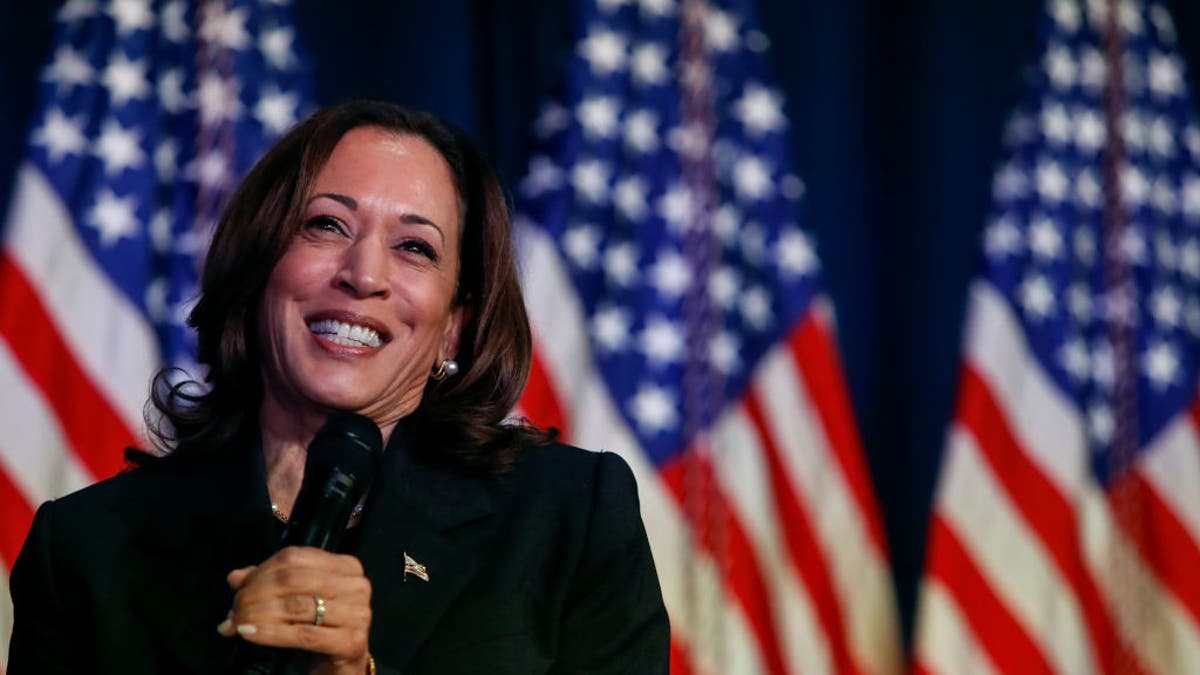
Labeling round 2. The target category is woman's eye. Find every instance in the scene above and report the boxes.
[397,239,438,261]
[304,215,345,235]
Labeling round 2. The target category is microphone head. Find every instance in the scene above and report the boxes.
[306,411,383,486]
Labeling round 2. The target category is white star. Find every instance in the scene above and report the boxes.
[1029,216,1063,259]
[1181,239,1200,278]
[732,155,773,201]
[102,53,149,105]
[161,1,189,43]
[534,103,570,139]
[158,69,188,113]
[667,122,707,160]
[704,8,739,52]
[154,141,178,181]
[577,96,620,139]
[56,0,98,22]
[260,26,297,70]
[781,174,805,200]
[563,225,601,268]
[1075,109,1105,153]
[1118,228,1147,266]
[591,305,631,352]
[1059,337,1090,382]
[710,331,741,374]
[88,189,139,246]
[1150,286,1182,328]
[613,176,648,221]
[1187,299,1200,338]
[520,156,563,197]
[1142,340,1180,390]
[107,0,152,35]
[639,316,684,365]
[42,46,93,90]
[713,204,740,244]
[1035,159,1068,203]
[200,5,250,50]
[1121,165,1150,208]
[1183,175,1200,219]
[740,286,773,330]
[145,277,168,322]
[571,159,611,204]
[740,222,767,264]
[629,383,678,434]
[578,27,627,76]
[1073,226,1096,265]
[1050,0,1081,32]
[1148,117,1176,158]
[1101,282,1138,326]
[1122,112,1146,152]
[776,228,819,276]
[1018,274,1056,320]
[657,183,695,230]
[93,119,145,175]
[1152,177,1177,215]
[604,242,640,287]
[1044,44,1077,90]
[254,86,300,134]
[1149,5,1177,43]
[984,215,1022,258]
[1088,402,1114,444]
[993,163,1028,200]
[650,251,691,299]
[733,83,786,136]
[1079,47,1107,92]
[623,109,659,153]
[187,150,230,189]
[150,209,174,253]
[196,74,243,125]
[1092,339,1115,391]
[638,0,676,19]
[1067,283,1092,322]
[631,43,669,87]
[709,266,740,309]
[1154,230,1177,271]
[1076,169,1102,210]
[32,108,86,162]
[1041,103,1071,145]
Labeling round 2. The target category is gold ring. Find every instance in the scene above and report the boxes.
[313,595,326,626]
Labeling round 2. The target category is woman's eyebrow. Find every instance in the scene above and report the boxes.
[310,192,357,209]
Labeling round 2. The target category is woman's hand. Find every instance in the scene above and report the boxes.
[218,546,372,675]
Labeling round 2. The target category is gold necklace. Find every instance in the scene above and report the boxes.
[269,502,365,524]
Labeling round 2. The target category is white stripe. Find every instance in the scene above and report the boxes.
[0,570,9,671]
[518,224,768,674]
[2,164,157,438]
[963,282,1089,498]
[1079,486,1200,674]
[0,337,96,505]
[1137,414,1200,548]
[754,333,901,675]
[936,426,1094,675]
[913,578,1000,675]
[712,408,832,675]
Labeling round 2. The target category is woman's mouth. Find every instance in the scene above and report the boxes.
[308,319,384,348]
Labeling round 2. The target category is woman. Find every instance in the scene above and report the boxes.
[8,101,670,674]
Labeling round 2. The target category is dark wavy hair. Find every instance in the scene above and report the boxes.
[149,100,548,475]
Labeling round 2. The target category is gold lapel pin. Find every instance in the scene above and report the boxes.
[404,552,429,582]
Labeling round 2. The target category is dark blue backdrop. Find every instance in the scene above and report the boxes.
[2,0,1199,646]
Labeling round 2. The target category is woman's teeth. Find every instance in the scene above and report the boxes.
[308,319,383,348]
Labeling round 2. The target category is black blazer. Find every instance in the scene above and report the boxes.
[7,430,670,674]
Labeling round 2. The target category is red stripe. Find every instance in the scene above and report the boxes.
[743,390,859,675]
[788,313,889,553]
[0,461,35,570]
[0,252,133,482]
[1111,470,1200,632]
[957,364,1144,675]
[661,450,790,675]
[669,637,695,675]
[521,346,570,440]
[925,514,1053,673]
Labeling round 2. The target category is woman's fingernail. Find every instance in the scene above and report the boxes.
[236,624,258,636]
[216,617,233,635]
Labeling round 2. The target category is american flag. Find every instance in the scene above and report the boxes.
[914,0,1200,673]
[0,0,310,666]
[514,0,901,672]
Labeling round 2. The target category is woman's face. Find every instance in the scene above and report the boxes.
[258,126,463,428]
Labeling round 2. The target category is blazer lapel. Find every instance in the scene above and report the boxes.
[354,430,497,669]
[127,442,277,674]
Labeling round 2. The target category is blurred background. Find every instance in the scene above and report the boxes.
[3,0,1200,672]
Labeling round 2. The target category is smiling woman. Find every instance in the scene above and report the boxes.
[7,101,670,674]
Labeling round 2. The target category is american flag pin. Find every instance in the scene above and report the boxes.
[403,552,429,582]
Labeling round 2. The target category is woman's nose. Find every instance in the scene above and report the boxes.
[336,238,389,298]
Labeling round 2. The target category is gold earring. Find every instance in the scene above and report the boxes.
[431,359,459,380]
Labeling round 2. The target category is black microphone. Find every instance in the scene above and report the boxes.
[235,412,384,675]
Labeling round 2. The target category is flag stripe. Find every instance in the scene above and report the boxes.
[524,350,569,437]
[0,253,135,482]
[913,579,1000,675]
